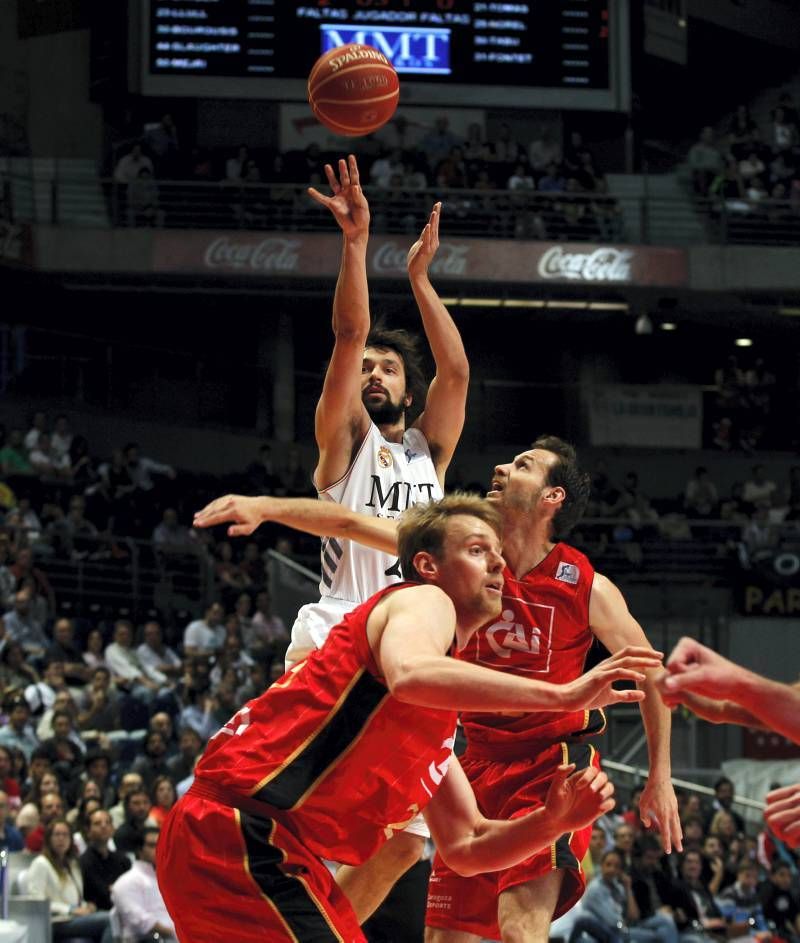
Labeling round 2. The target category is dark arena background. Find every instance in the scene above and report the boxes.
[1,1,800,941]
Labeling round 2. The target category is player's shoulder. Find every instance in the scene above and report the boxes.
[381,582,454,614]
[556,540,595,571]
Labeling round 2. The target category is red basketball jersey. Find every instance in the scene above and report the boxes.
[456,542,601,753]
[195,583,457,865]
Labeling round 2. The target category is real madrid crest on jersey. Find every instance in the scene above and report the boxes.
[377,445,393,468]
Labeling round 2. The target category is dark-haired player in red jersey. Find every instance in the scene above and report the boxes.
[194,436,683,943]
[165,494,661,942]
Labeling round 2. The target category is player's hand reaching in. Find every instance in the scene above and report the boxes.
[194,494,273,537]
[307,154,370,241]
[407,202,441,279]
[544,764,615,834]
[560,646,663,712]
[765,783,800,848]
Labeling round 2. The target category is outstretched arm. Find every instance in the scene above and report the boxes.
[193,494,398,553]
[407,203,469,483]
[375,586,662,714]
[307,155,372,488]
[425,757,614,876]
[590,571,682,853]
[659,637,800,745]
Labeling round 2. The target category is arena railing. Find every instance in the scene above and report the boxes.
[3,169,800,247]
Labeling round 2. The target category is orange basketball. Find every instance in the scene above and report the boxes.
[308,43,399,137]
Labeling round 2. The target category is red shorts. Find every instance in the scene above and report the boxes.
[425,739,600,940]
[157,783,364,943]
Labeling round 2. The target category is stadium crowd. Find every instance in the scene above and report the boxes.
[0,407,798,937]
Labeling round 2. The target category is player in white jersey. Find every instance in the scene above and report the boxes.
[288,155,470,925]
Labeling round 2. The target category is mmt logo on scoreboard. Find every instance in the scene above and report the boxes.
[321,25,451,75]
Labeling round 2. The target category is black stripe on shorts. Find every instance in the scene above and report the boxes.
[240,813,341,942]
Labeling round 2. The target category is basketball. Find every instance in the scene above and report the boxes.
[308,43,399,137]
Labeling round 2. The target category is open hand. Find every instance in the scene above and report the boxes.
[639,779,682,853]
[765,782,800,847]
[544,764,615,834]
[562,646,663,712]
[407,202,441,278]
[307,155,370,240]
[193,495,271,537]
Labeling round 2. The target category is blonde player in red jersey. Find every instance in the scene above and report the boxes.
[195,435,683,943]
[161,495,660,942]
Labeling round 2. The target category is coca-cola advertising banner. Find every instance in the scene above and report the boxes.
[152,232,688,287]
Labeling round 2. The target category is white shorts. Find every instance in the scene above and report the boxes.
[286,597,430,841]
[285,597,355,670]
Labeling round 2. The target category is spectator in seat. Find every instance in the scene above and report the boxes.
[739,150,766,184]
[4,586,48,660]
[507,162,535,190]
[671,850,727,942]
[370,147,404,189]
[0,428,34,477]
[760,861,800,942]
[105,620,162,706]
[127,167,162,228]
[148,775,177,827]
[246,589,288,652]
[742,466,777,510]
[630,834,680,943]
[684,467,719,519]
[48,617,89,684]
[24,789,64,853]
[79,808,131,912]
[145,113,180,178]
[0,640,39,693]
[182,602,225,657]
[123,442,175,494]
[420,115,461,169]
[770,107,798,154]
[24,410,49,452]
[728,105,757,160]
[152,508,195,555]
[528,126,562,175]
[718,861,770,940]
[111,826,176,941]
[136,620,182,683]
[108,773,145,830]
[27,818,113,941]
[114,788,154,857]
[50,414,73,460]
[166,727,203,784]
[225,144,250,182]
[0,694,39,760]
[114,143,153,185]
[76,666,122,734]
[131,731,171,791]
[0,788,23,850]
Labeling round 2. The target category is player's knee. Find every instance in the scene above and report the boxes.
[500,917,550,943]
[380,831,425,871]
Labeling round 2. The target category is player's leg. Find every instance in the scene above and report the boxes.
[335,829,424,922]
[497,870,564,943]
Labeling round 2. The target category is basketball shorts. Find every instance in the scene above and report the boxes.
[157,783,365,943]
[286,598,430,843]
[425,739,600,940]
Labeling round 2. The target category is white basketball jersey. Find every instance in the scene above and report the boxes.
[289,423,442,658]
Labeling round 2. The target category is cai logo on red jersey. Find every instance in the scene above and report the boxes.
[477,601,554,674]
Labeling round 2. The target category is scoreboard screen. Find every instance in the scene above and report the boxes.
[137,0,628,111]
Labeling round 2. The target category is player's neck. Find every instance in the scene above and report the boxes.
[501,520,556,577]
[377,419,406,444]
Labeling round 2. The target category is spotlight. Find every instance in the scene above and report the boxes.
[660,322,677,331]
[735,337,753,347]
[634,313,653,335]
